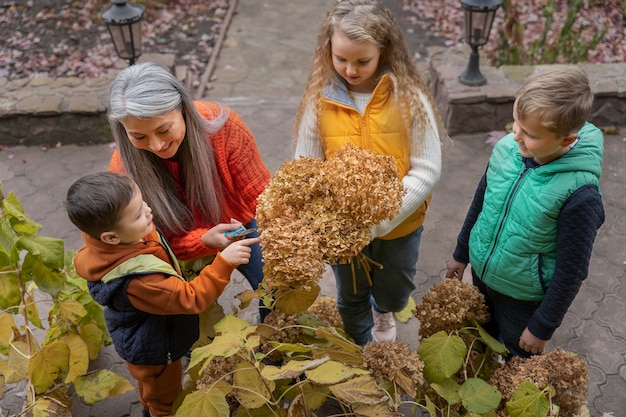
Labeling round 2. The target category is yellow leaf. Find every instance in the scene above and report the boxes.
[236,289,257,309]
[79,322,104,360]
[190,333,241,374]
[353,402,400,417]
[56,300,88,328]
[73,369,134,404]
[393,297,415,323]
[274,285,320,315]
[214,314,256,338]
[29,340,69,394]
[8,338,35,383]
[193,302,225,349]
[305,361,369,385]
[0,269,20,309]
[261,357,330,381]
[329,375,388,405]
[234,361,273,408]
[287,394,308,417]
[0,311,17,353]
[311,345,363,367]
[25,285,43,329]
[63,334,89,384]
[300,383,331,411]
[32,396,71,417]
[176,386,230,417]
[0,360,16,383]
[315,327,360,353]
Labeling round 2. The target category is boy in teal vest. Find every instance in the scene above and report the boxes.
[446,67,605,358]
[66,172,259,417]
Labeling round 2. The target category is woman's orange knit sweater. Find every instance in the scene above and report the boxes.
[109,101,270,261]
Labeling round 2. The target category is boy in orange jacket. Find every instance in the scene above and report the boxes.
[66,172,259,417]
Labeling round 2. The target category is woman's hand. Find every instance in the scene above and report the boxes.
[201,219,243,249]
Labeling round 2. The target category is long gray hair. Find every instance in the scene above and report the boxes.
[108,62,230,236]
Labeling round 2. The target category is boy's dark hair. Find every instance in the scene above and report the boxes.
[66,172,136,239]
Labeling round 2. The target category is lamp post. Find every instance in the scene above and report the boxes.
[101,0,145,66]
[458,0,502,86]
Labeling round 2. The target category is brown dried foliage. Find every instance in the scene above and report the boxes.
[257,144,404,290]
[489,348,588,416]
[413,278,490,338]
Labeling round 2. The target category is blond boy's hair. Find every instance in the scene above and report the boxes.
[515,67,594,138]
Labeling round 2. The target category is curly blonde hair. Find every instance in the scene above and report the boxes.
[293,0,446,143]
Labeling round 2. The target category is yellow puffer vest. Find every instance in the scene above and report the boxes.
[319,74,429,239]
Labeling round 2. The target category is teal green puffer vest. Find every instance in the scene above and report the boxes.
[469,122,603,301]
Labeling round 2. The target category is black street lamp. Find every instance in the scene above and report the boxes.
[458,0,502,86]
[101,0,145,66]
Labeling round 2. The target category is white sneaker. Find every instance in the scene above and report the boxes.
[372,310,396,342]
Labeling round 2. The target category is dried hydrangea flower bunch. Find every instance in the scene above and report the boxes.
[489,348,588,416]
[413,278,490,338]
[362,341,425,396]
[257,144,404,290]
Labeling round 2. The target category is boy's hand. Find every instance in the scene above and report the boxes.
[519,327,547,355]
[201,220,244,249]
[220,237,260,266]
[446,259,467,281]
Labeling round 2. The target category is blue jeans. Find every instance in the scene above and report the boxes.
[471,269,540,359]
[333,226,423,345]
[236,218,269,320]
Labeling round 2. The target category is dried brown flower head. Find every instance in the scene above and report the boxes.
[413,278,490,338]
[257,144,404,290]
[362,341,425,394]
[306,296,343,328]
[489,348,588,416]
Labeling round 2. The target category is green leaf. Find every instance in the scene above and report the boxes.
[73,369,134,404]
[0,221,19,262]
[274,285,320,315]
[394,296,416,323]
[3,191,42,234]
[475,321,508,354]
[506,381,550,417]
[17,235,64,270]
[29,340,69,394]
[22,253,66,298]
[431,378,461,405]
[458,377,502,414]
[305,360,369,384]
[176,386,230,417]
[233,361,273,409]
[417,331,467,383]
[328,375,388,405]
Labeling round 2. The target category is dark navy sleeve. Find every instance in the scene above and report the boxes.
[527,184,605,340]
[452,169,487,264]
